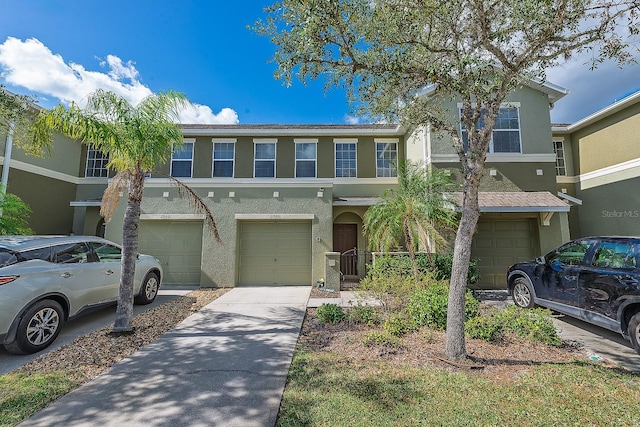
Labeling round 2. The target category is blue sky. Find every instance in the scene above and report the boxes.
[1,0,639,125]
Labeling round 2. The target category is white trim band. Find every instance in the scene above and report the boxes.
[235,214,315,220]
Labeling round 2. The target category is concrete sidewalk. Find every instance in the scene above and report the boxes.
[20,286,311,427]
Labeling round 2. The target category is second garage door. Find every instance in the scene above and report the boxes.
[472,218,537,289]
[138,221,204,286]
[238,221,312,286]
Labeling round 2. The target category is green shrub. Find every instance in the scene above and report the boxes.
[407,283,480,330]
[432,252,480,285]
[347,304,380,326]
[357,272,434,314]
[465,316,503,341]
[316,303,345,324]
[369,255,414,276]
[465,305,562,346]
[368,252,480,284]
[382,312,418,337]
[361,331,402,348]
[498,305,561,346]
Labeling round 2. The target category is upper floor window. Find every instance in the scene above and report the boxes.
[85,145,109,177]
[376,140,398,177]
[460,106,522,153]
[212,140,235,178]
[171,140,194,178]
[254,140,276,178]
[553,139,566,176]
[335,140,357,178]
[295,140,317,178]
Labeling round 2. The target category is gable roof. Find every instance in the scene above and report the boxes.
[415,76,568,106]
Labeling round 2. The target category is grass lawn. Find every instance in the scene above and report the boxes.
[0,371,79,427]
[278,350,640,426]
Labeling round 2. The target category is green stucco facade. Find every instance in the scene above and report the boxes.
[553,92,640,239]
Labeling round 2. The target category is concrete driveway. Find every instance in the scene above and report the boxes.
[0,288,195,376]
[553,314,640,373]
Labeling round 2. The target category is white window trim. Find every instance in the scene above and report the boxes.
[253,139,277,178]
[334,138,358,178]
[212,138,236,178]
[375,138,399,178]
[294,139,318,178]
[458,103,523,154]
[170,140,195,178]
[85,145,109,178]
[553,138,566,176]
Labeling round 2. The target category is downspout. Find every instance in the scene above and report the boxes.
[423,123,433,254]
[0,120,15,217]
[423,124,431,174]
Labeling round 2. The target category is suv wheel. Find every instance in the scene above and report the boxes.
[628,312,640,354]
[512,277,535,309]
[4,300,64,354]
[135,272,159,305]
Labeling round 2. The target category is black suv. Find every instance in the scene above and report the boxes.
[507,237,640,354]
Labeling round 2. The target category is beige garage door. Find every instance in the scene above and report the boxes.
[138,221,203,286]
[238,221,312,286]
[472,219,537,289]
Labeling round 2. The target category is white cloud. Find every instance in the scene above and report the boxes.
[344,115,362,125]
[0,37,239,124]
[178,105,239,124]
[546,54,640,124]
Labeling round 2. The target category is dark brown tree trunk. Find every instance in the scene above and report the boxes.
[113,170,145,333]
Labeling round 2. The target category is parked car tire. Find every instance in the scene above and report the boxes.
[4,299,64,355]
[511,277,536,309]
[135,272,160,305]
[628,312,640,354]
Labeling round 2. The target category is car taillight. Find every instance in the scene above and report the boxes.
[0,276,18,285]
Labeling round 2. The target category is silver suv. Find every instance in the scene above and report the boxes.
[0,235,163,354]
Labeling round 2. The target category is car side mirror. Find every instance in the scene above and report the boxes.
[535,256,546,265]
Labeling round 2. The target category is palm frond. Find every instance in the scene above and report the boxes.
[165,175,222,243]
[100,171,130,222]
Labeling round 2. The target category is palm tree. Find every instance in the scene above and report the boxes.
[364,161,457,276]
[31,89,220,333]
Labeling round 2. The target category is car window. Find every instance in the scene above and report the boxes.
[90,242,122,262]
[549,241,590,266]
[593,242,637,269]
[20,246,52,262]
[0,249,19,267]
[52,243,94,264]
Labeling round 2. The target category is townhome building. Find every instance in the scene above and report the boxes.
[405,83,571,288]
[552,90,640,239]
[1,80,576,290]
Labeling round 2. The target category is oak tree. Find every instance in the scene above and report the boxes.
[255,0,639,360]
